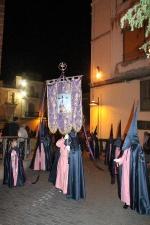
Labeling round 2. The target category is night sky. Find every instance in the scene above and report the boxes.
[1,0,91,92]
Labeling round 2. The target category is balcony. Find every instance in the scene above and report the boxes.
[5,98,18,105]
[25,111,39,117]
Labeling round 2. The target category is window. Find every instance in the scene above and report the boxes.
[140,80,150,111]
[123,27,145,61]
[29,86,35,96]
[137,120,150,130]
[28,102,34,116]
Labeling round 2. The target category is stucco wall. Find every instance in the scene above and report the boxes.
[90,79,150,145]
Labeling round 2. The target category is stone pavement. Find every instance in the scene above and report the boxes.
[0,152,150,225]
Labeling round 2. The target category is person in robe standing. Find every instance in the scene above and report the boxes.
[114,102,150,214]
[67,129,86,200]
[3,139,25,188]
[30,119,54,171]
[90,126,99,159]
[55,134,70,194]
[109,121,122,184]
[105,124,114,165]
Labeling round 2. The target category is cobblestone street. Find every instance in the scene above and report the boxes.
[0,152,150,225]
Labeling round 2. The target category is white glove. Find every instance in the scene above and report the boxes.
[64,134,69,140]
[66,145,70,153]
[114,158,120,163]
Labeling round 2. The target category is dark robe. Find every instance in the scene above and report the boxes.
[90,134,99,158]
[67,136,86,200]
[30,133,54,171]
[118,143,150,214]
[3,146,25,188]
[48,148,60,185]
[3,145,10,185]
[130,143,150,214]
[104,138,114,165]
[109,144,117,184]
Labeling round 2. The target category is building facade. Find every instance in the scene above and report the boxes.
[90,0,150,145]
[0,75,45,131]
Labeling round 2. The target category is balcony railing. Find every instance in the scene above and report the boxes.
[0,137,36,160]
[5,98,18,105]
[25,111,39,117]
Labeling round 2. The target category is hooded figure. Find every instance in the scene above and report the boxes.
[114,102,150,214]
[109,120,122,184]
[3,139,25,188]
[67,129,86,200]
[55,135,69,194]
[105,124,114,165]
[90,126,99,159]
[30,119,54,171]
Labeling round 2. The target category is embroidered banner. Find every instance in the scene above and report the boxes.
[47,75,83,134]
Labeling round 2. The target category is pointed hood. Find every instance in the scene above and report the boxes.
[94,125,98,136]
[114,120,122,147]
[117,120,121,138]
[109,124,114,144]
[122,101,135,140]
[122,102,139,151]
[110,124,113,138]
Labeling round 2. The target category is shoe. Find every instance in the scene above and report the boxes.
[123,203,128,209]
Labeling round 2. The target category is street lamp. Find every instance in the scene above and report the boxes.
[96,66,102,79]
[89,100,98,106]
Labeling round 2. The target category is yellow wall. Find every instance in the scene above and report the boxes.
[90,80,150,145]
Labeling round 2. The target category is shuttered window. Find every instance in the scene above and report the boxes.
[123,27,145,62]
[140,80,150,111]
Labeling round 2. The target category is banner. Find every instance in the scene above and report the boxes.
[47,75,83,134]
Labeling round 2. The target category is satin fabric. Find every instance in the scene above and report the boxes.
[11,150,18,186]
[130,143,150,214]
[3,145,10,185]
[67,136,86,200]
[55,138,69,194]
[119,148,131,206]
[90,134,99,158]
[48,148,60,185]
[30,133,54,171]
[33,143,45,170]
[3,146,25,188]
[109,145,121,184]
[118,143,150,214]
[105,141,113,166]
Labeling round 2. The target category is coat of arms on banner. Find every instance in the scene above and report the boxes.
[46,74,83,134]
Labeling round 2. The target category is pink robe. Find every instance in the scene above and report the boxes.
[119,148,131,205]
[34,143,45,170]
[11,150,18,186]
[55,138,69,194]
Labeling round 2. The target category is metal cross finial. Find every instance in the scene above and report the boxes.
[58,62,67,72]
